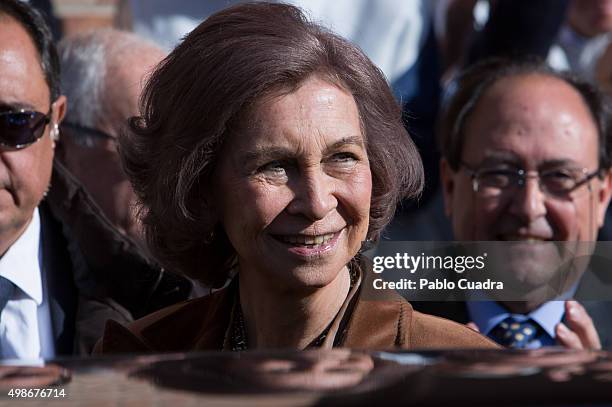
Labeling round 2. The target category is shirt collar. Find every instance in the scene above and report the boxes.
[466,299,511,336]
[528,300,565,339]
[467,299,565,339]
[0,208,42,304]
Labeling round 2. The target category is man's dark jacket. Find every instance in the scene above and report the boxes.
[41,160,191,355]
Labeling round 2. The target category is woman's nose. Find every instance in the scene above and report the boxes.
[286,169,337,220]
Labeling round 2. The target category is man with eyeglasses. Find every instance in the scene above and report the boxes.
[414,58,612,350]
[0,0,190,359]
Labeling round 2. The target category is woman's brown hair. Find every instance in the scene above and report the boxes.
[121,2,423,286]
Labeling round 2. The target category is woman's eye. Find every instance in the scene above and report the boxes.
[329,152,358,164]
[259,160,287,175]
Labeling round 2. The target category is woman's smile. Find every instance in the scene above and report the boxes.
[271,229,344,257]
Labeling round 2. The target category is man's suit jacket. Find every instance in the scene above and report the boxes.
[39,161,193,355]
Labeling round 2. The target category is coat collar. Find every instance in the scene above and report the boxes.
[45,160,192,318]
[40,201,77,355]
[110,264,409,353]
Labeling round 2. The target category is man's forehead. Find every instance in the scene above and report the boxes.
[0,14,49,108]
[0,13,37,51]
[479,149,587,169]
[462,72,600,166]
[482,73,579,107]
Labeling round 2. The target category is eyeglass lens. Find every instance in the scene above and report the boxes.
[0,111,49,148]
[475,169,595,198]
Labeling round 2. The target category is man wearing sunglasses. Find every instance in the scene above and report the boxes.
[413,58,612,350]
[0,0,190,359]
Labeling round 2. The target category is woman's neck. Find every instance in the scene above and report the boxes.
[238,266,351,349]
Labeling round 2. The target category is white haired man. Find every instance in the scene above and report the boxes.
[58,29,165,244]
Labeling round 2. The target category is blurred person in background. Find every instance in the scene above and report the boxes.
[0,0,190,359]
[96,2,496,353]
[57,29,164,246]
[553,0,612,79]
[436,0,612,83]
[436,0,569,80]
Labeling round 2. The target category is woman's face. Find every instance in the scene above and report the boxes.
[215,76,372,290]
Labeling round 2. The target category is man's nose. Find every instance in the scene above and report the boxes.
[508,176,547,222]
[286,169,337,220]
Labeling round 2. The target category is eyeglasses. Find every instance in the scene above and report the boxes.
[461,162,602,199]
[0,109,51,149]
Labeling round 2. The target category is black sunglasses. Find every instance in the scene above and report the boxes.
[0,109,51,149]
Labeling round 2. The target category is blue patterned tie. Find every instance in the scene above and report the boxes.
[488,316,542,348]
[0,276,15,317]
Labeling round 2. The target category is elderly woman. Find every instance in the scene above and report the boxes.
[97,2,494,352]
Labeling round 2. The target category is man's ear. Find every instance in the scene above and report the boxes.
[51,96,67,146]
[440,158,455,218]
[52,95,67,124]
[596,168,612,228]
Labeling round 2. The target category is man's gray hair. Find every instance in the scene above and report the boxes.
[59,29,162,138]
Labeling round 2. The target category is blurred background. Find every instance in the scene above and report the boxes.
[40,0,612,241]
[50,0,119,34]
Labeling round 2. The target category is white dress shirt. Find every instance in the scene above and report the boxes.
[0,208,55,360]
